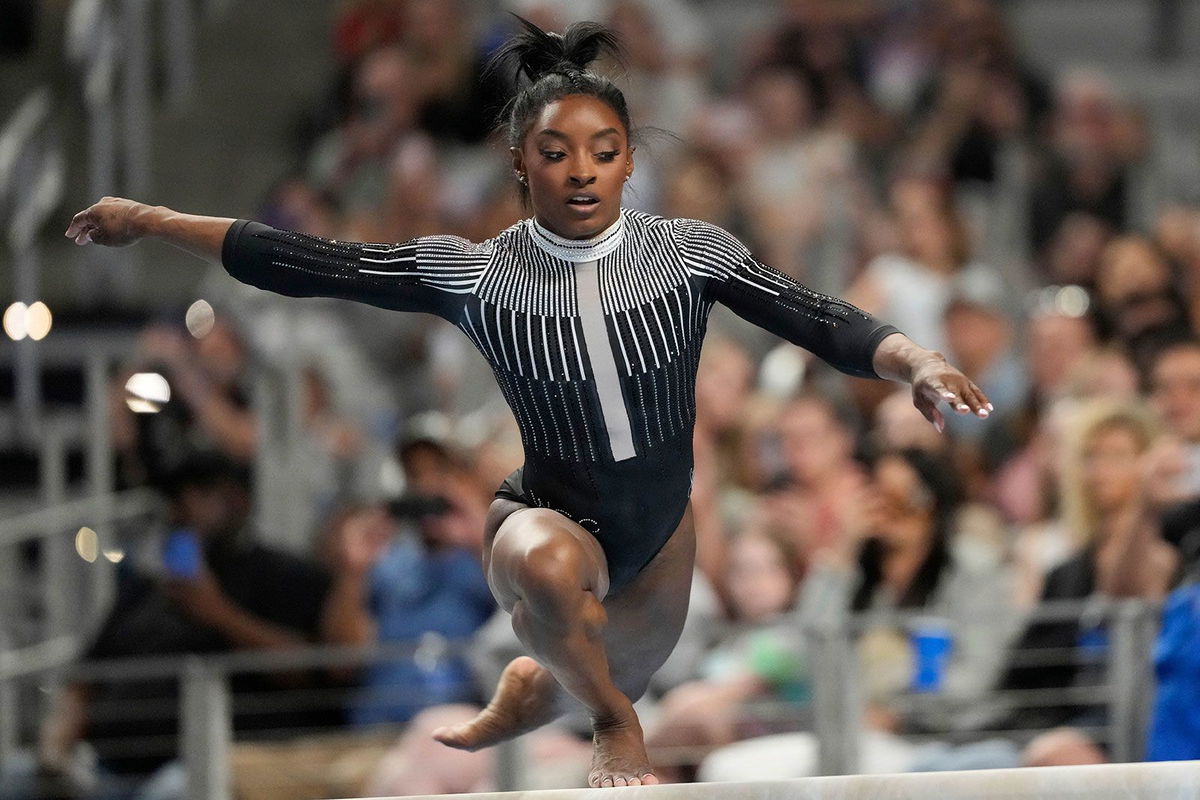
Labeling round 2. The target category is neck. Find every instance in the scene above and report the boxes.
[529,212,626,263]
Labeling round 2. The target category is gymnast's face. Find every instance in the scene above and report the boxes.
[512,94,634,240]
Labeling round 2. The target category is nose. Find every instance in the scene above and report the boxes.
[568,156,596,187]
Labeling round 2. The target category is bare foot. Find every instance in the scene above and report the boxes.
[433,656,561,751]
[588,712,659,788]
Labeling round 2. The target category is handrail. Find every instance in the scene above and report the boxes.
[0,487,162,547]
[0,88,51,200]
[0,637,80,682]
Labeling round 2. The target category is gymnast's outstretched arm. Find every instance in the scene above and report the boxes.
[678,217,992,432]
[66,197,233,261]
[66,196,486,319]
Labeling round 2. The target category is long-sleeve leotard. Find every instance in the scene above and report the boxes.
[222,209,899,592]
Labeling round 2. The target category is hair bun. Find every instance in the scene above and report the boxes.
[494,15,621,83]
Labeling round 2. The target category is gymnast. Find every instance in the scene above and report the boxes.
[65,18,992,788]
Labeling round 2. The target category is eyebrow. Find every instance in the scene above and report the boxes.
[537,127,622,141]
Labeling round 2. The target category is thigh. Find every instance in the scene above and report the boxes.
[482,497,611,610]
[602,501,697,696]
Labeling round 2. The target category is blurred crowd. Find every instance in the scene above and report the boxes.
[9,0,1200,797]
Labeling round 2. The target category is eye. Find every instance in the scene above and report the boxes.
[540,150,565,161]
[596,150,620,162]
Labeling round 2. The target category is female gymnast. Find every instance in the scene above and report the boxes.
[65,19,992,788]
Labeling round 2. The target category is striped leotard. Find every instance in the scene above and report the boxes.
[222,208,899,593]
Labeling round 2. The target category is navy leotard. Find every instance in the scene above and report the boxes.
[222,208,900,593]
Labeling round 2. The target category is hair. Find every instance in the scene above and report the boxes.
[1151,335,1200,370]
[852,448,960,612]
[889,171,972,269]
[730,524,804,607]
[1059,399,1159,547]
[487,17,631,200]
[160,450,252,500]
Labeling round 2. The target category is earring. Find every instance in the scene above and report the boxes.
[516,173,527,185]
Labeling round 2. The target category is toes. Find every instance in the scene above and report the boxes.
[641,773,659,785]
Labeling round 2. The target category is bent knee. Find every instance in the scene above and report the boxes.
[514,534,595,600]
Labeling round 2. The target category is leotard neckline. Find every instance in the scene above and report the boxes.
[528,212,625,263]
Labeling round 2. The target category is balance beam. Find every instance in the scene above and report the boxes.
[388,761,1199,800]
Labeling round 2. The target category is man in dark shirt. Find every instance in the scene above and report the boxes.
[10,452,378,799]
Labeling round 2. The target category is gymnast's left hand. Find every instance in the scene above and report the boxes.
[65,196,152,247]
[910,355,992,434]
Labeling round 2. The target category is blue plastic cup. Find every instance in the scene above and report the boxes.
[910,618,954,693]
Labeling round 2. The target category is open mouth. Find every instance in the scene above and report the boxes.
[566,194,600,207]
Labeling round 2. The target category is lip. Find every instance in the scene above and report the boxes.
[565,192,600,206]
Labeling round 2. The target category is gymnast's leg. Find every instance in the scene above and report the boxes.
[435,498,695,787]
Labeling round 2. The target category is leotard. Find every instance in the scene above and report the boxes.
[222,208,899,593]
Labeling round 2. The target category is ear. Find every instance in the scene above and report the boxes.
[510,146,525,181]
[625,145,636,181]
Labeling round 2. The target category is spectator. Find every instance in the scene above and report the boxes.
[1154,203,1200,327]
[644,527,808,777]
[691,336,755,591]
[0,452,377,800]
[759,393,867,564]
[805,448,1018,736]
[112,317,256,489]
[307,45,424,213]
[736,65,868,282]
[256,176,342,238]
[349,442,496,725]
[847,173,1004,358]
[1093,236,1194,372]
[987,308,1099,523]
[907,0,1048,186]
[941,287,1026,443]
[605,0,711,136]
[1148,338,1200,571]
[403,0,507,144]
[698,448,1019,781]
[998,400,1181,731]
[1030,71,1145,254]
[870,387,948,457]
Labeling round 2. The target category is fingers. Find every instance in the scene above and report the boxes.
[65,209,92,239]
[66,208,98,245]
[912,390,945,433]
[937,381,992,418]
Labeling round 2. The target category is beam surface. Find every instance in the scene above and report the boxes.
[381,761,1199,800]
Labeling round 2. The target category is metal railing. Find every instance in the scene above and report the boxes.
[0,595,1165,800]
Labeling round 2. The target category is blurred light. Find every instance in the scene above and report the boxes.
[185,299,215,339]
[1026,285,1092,320]
[759,343,808,400]
[75,527,99,563]
[379,456,406,497]
[103,548,125,563]
[26,301,52,341]
[4,302,28,340]
[125,372,171,413]
[1056,285,1090,318]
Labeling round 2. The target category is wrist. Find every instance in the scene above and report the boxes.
[131,204,169,237]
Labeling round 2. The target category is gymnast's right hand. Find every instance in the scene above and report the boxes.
[65,196,151,247]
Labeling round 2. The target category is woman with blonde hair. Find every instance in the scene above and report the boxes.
[999,399,1179,731]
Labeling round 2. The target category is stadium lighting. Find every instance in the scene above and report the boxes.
[4,302,28,340]
[125,372,171,413]
[185,299,215,338]
[75,527,99,563]
[26,301,52,341]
